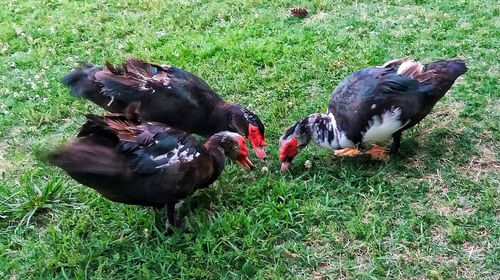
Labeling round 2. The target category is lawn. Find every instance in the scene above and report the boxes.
[0,0,499,279]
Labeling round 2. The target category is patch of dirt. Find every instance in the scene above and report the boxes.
[405,154,427,171]
[426,191,452,216]
[424,191,476,218]
[462,241,485,261]
[432,252,459,266]
[304,12,328,24]
[459,143,500,180]
[422,169,447,188]
[456,264,479,279]
[6,127,23,139]
[429,245,491,279]
[0,142,11,174]
[302,230,352,279]
[454,196,477,216]
[311,264,348,280]
[431,227,448,247]
[385,240,414,263]
[352,245,373,273]
[303,226,326,249]
[487,63,499,78]
[409,277,428,280]
[417,100,464,138]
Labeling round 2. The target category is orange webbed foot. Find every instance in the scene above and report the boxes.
[334,147,361,157]
[365,144,388,160]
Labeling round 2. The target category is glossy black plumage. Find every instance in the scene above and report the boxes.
[48,114,252,231]
[62,58,267,158]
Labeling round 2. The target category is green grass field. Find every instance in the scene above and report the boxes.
[1,0,499,279]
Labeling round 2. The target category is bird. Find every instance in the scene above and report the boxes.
[48,114,254,232]
[279,58,467,171]
[61,58,267,159]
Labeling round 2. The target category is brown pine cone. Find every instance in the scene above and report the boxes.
[290,7,308,18]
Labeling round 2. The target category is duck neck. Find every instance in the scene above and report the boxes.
[210,103,253,138]
[298,113,350,150]
[203,139,226,183]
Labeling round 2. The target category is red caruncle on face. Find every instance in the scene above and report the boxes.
[248,124,266,159]
[279,138,298,162]
[236,135,254,170]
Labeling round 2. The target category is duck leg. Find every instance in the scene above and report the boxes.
[164,201,176,234]
[334,147,361,157]
[365,144,389,160]
[389,131,402,155]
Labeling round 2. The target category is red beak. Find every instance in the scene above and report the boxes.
[253,146,266,159]
[280,161,290,172]
[238,157,255,170]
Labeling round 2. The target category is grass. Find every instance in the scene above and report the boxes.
[0,0,498,278]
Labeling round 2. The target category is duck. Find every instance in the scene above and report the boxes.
[279,58,467,171]
[48,114,254,232]
[61,58,267,159]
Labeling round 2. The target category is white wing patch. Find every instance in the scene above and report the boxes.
[397,60,423,77]
[362,108,409,144]
[153,143,200,169]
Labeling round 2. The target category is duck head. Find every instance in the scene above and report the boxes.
[229,105,266,159]
[210,131,255,170]
[279,117,312,171]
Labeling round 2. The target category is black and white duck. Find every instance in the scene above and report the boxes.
[279,58,467,171]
